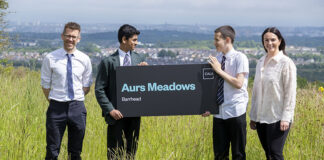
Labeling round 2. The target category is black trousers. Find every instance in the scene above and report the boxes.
[256,121,290,160]
[45,100,87,160]
[213,113,246,160]
[107,117,141,159]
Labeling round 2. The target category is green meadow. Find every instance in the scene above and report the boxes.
[0,66,323,160]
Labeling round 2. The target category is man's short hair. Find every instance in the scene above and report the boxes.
[63,22,81,34]
[118,24,140,43]
[214,25,235,43]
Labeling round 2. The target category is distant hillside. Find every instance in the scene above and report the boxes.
[10,30,324,48]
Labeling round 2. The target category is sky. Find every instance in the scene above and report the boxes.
[6,0,324,26]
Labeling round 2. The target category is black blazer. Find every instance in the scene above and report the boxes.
[95,50,145,125]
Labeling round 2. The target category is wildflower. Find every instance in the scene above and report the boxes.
[319,86,324,93]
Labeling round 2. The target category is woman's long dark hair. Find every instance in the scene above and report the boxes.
[261,27,286,55]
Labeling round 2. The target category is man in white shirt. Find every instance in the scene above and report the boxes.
[203,25,249,160]
[41,22,93,160]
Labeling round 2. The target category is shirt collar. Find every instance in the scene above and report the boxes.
[272,51,284,63]
[118,48,130,57]
[62,48,78,57]
[222,48,235,59]
[259,50,284,64]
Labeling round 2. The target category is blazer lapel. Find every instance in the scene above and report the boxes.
[130,51,140,66]
[111,50,120,66]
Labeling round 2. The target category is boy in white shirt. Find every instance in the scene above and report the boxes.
[203,25,249,160]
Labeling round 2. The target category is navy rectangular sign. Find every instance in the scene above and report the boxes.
[116,64,220,117]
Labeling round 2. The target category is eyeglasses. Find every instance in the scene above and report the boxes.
[63,34,79,40]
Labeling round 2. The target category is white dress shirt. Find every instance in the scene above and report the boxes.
[250,51,297,123]
[214,49,249,119]
[118,48,131,66]
[41,48,93,102]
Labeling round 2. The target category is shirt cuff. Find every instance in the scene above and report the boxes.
[281,111,292,122]
[41,83,51,89]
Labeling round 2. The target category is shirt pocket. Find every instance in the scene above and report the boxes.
[72,63,85,82]
[264,64,282,83]
[52,59,67,79]
[225,58,237,77]
[264,68,282,102]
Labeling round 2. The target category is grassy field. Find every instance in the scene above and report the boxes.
[0,66,323,160]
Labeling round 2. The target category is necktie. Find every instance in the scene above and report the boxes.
[123,53,131,66]
[67,54,74,100]
[216,56,226,105]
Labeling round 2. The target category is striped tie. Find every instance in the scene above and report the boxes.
[216,56,226,105]
[123,53,131,66]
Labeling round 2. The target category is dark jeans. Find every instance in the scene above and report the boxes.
[107,117,141,160]
[213,113,247,160]
[256,121,290,160]
[45,100,87,160]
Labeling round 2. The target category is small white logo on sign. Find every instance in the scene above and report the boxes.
[203,68,215,80]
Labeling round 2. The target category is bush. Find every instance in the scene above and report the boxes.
[297,76,309,89]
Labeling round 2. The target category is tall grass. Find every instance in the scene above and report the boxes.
[0,67,323,159]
